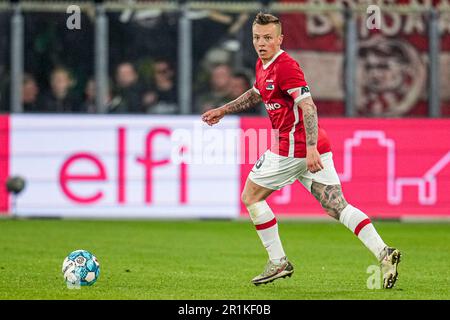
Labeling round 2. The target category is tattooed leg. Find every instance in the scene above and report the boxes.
[312,181,391,265]
[310,181,348,220]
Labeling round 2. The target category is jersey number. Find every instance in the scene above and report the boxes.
[255,154,265,170]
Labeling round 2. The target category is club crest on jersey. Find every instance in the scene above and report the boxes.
[266,83,275,90]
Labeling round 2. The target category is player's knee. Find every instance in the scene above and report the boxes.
[241,191,252,207]
[241,191,258,208]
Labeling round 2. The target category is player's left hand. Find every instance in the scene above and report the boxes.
[306,147,324,173]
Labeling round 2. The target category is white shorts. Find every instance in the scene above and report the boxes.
[248,150,341,192]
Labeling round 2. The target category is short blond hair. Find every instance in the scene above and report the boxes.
[253,12,282,34]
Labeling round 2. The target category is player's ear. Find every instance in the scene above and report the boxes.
[278,34,284,46]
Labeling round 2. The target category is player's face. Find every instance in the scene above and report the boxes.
[252,23,283,63]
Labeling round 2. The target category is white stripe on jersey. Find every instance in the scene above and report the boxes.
[288,103,300,157]
[253,86,261,95]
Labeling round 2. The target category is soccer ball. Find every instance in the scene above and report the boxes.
[62,249,100,286]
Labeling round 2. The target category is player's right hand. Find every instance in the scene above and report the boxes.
[306,147,324,173]
[201,108,225,126]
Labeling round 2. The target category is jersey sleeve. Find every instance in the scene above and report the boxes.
[278,61,311,104]
[252,80,261,96]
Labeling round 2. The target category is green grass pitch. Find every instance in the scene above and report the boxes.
[0,219,449,300]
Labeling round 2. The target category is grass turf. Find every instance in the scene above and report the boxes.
[0,219,448,300]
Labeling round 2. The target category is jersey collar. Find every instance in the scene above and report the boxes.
[262,49,285,70]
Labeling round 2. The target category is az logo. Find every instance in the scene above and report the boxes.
[301,86,310,95]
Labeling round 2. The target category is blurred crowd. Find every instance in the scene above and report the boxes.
[0,8,261,115]
[0,60,260,115]
[1,2,449,117]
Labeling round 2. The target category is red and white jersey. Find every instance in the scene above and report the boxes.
[253,50,331,158]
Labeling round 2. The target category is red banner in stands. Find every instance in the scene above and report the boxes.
[279,0,450,117]
[240,118,450,218]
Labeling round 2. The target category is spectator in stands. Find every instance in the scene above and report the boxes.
[39,66,82,113]
[142,58,179,114]
[0,70,9,113]
[195,63,233,114]
[0,13,9,112]
[22,73,41,113]
[81,78,104,113]
[81,78,96,113]
[82,78,118,113]
[109,62,145,113]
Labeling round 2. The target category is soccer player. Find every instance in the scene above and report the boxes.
[201,13,401,288]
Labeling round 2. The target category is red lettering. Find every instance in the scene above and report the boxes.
[118,127,126,204]
[59,153,107,203]
[136,128,171,204]
[180,146,188,204]
[0,116,10,213]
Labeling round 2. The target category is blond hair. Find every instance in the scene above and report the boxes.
[253,12,282,34]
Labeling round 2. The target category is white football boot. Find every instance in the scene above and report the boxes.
[380,247,402,289]
[252,257,294,286]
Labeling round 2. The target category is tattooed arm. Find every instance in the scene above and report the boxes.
[298,96,324,173]
[202,89,261,126]
[221,89,262,115]
[299,96,319,147]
